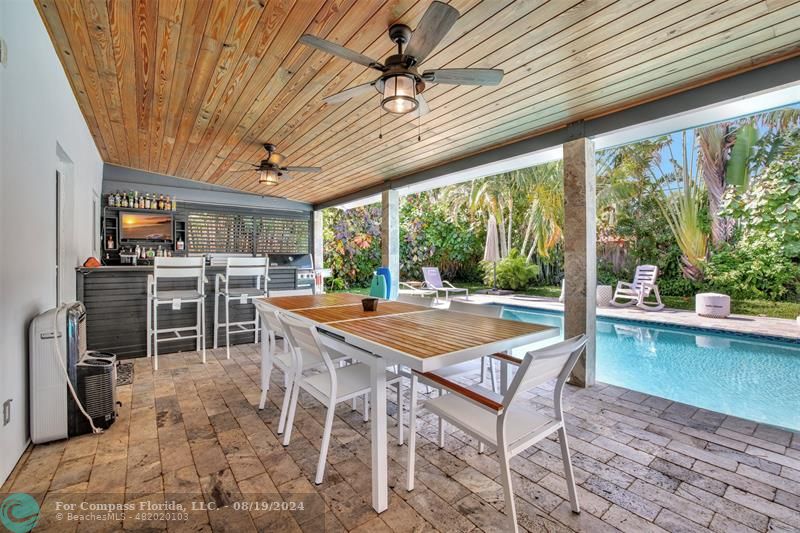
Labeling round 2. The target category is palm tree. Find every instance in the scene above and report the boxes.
[696,107,800,248]
[657,131,708,281]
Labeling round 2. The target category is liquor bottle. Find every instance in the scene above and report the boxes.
[171,196,177,211]
[151,195,157,209]
[121,193,128,208]
[176,236,184,251]
[165,196,171,211]
[133,191,139,208]
[144,194,151,209]
[107,193,114,207]
[159,195,165,210]
[114,191,121,207]
[106,234,114,249]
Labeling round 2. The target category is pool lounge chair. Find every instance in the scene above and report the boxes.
[398,281,438,299]
[610,264,664,311]
[421,267,469,301]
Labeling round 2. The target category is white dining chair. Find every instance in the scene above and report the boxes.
[256,289,348,433]
[278,313,404,484]
[213,256,269,359]
[406,335,588,533]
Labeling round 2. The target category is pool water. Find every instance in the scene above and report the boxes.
[501,307,800,431]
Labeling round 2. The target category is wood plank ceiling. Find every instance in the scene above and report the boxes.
[36,0,800,205]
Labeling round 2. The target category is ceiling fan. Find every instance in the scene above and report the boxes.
[299,1,503,115]
[223,143,321,186]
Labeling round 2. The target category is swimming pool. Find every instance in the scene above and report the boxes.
[501,306,800,432]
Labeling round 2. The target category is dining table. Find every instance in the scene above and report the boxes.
[255,292,558,513]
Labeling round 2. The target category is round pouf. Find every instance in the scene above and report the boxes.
[596,285,613,307]
[695,293,731,318]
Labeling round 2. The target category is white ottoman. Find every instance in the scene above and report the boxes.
[596,285,613,307]
[696,293,731,318]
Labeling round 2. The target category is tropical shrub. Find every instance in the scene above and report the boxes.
[483,249,540,290]
[703,237,799,300]
[400,192,484,282]
[721,157,800,257]
[323,205,382,288]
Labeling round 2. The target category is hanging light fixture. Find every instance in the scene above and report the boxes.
[258,168,280,186]
[381,74,418,114]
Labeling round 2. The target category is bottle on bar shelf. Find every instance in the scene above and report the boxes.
[121,193,128,208]
[107,193,114,207]
[144,194,151,209]
[165,195,171,211]
[171,196,177,211]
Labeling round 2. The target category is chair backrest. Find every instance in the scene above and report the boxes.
[226,256,268,290]
[278,313,331,374]
[268,288,314,297]
[632,265,659,294]
[226,256,269,277]
[447,300,502,318]
[504,335,588,417]
[154,257,205,294]
[396,293,435,307]
[421,267,444,289]
[258,307,285,338]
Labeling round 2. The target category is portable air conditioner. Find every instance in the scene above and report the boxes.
[29,302,116,443]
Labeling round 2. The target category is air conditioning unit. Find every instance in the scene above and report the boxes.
[29,303,116,444]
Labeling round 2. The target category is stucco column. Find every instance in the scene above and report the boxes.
[313,209,324,269]
[381,190,400,299]
[563,137,597,387]
[312,209,324,292]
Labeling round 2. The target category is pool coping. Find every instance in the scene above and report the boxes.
[457,294,800,345]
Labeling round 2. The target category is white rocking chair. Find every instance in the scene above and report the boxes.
[610,264,664,311]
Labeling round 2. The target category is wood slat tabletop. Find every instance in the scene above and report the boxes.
[292,301,430,323]
[261,292,365,310]
[327,309,551,359]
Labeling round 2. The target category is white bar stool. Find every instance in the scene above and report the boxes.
[147,257,207,370]
[214,256,269,359]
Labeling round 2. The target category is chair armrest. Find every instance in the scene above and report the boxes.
[413,370,503,412]
[616,281,632,290]
[488,351,522,366]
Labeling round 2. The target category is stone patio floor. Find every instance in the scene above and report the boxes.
[3,344,800,532]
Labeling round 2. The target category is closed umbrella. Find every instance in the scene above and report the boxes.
[484,214,500,291]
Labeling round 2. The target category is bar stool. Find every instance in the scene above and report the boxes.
[147,257,207,370]
[214,257,269,359]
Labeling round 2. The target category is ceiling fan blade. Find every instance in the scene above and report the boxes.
[323,82,376,104]
[422,68,503,86]
[417,93,430,116]
[299,35,385,71]
[405,1,459,63]
[282,166,322,173]
[229,169,257,173]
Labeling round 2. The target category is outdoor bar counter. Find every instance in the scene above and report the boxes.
[76,265,298,358]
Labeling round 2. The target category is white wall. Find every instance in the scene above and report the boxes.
[0,0,103,483]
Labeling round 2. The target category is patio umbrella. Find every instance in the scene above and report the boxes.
[484,214,500,290]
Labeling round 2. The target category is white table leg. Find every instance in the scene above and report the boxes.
[370,356,388,513]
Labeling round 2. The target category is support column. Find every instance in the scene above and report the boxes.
[563,137,597,387]
[312,209,324,293]
[313,209,324,269]
[381,190,399,299]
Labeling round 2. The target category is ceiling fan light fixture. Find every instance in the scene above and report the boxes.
[258,168,280,186]
[381,74,417,114]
